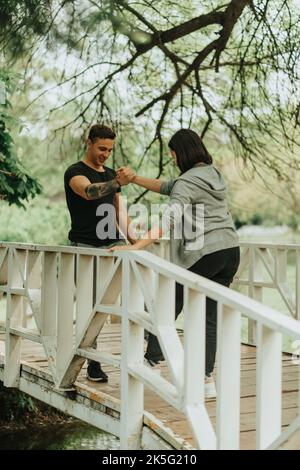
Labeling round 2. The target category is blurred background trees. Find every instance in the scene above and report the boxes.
[0,0,299,242]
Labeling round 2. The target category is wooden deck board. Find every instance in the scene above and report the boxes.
[0,323,299,450]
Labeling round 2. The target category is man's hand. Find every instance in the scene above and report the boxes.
[116,167,136,186]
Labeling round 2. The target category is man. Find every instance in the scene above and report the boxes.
[64,124,135,382]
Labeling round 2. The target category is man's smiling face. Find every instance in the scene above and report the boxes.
[88,137,115,167]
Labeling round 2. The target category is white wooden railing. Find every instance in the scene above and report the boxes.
[154,240,300,345]
[234,242,300,345]
[0,242,300,450]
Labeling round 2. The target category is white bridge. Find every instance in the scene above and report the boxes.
[0,241,299,450]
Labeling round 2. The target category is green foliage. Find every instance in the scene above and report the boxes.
[0,69,42,208]
[0,0,52,57]
[0,382,36,421]
[0,198,70,245]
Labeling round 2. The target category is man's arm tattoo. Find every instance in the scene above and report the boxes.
[85,179,120,200]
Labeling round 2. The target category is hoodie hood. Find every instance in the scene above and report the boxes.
[178,165,227,201]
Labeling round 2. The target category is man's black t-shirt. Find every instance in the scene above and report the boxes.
[64,161,122,246]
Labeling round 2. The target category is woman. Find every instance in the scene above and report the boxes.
[111,129,240,398]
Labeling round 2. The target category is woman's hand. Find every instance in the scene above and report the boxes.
[107,244,140,252]
[116,167,136,185]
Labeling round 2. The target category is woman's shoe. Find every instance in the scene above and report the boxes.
[205,375,217,399]
[144,358,161,375]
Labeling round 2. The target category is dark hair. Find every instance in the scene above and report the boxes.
[168,128,213,173]
[88,124,116,143]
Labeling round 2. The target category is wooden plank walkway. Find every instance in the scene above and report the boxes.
[0,323,299,450]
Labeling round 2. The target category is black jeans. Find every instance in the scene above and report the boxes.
[145,246,240,376]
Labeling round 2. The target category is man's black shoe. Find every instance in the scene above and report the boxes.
[87,362,108,382]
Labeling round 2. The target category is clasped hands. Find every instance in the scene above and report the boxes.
[116,167,136,186]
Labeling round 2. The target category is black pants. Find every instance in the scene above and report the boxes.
[145,246,240,376]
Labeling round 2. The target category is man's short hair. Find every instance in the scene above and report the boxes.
[88,124,116,142]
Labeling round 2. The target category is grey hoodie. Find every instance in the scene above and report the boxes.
[160,164,239,268]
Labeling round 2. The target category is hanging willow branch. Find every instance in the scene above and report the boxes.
[1,0,299,199]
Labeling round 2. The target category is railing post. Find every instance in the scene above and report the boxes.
[275,248,287,285]
[4,249,26,387]
[155,273,183,389]
[120,256,144,450]
[75,254,94,342]
[248,248,264,345]
[256,324,282,449]
[56,253,75,383]
[296,251,300,321]
[0,247,8,288]
[41,252,57,369]
[217,304,241,449]
[184,288,216,450]
[26,251,42,328]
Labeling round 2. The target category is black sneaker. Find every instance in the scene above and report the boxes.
[144,358,161,374]
[87,362,108,382]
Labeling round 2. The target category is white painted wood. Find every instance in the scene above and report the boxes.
[128,364,180,410]
[129,252,300,338]
[141,427,173,450]
[1,242,300,450]
[296,251,300,321]
[0,247,8,285]
[143,411,194,450]
[26,251,41,289]
[94,304,122,316]
[4,294,23,387]
[17,375,120,437]
[234,247,249,281]
[235,280,274,288]
[130,261,156,317]
[76,347,121,368]
[120,256,144,450]
[273,248,295,315]
[76,254,94,342]
[275,249,287,284]
[12,248,26,287]
[58,260,123,389]
[185,404,216,450]
[27,288,41,321]
[0,287,26,295]
[248,248,263,345]
[0,362,195,450]
[256,247,275,278]
[256,324,282,449]
[97,257,121,304]
[41,252,57,337]
[4,239,298,253]
[217,304,241,449]
[128,310,155,336]
[267,416,300,450]
[4,249,23,387]
[183,288,206,405]
[56,253,75,380]
[1,244,299,333]
[9,326,42,343]
[79,261,122,349]
[236,245,296,319]
[25,251,41,328]
[155,273,184,391]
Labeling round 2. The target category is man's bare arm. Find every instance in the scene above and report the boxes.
[69,175,122,200]
[86,179,120,200]
[117,168,163,193]
[114,193,137,244]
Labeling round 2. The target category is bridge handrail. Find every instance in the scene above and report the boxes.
[0,241,299,450]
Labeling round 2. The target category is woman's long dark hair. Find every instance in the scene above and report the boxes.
[168,129,213,173]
